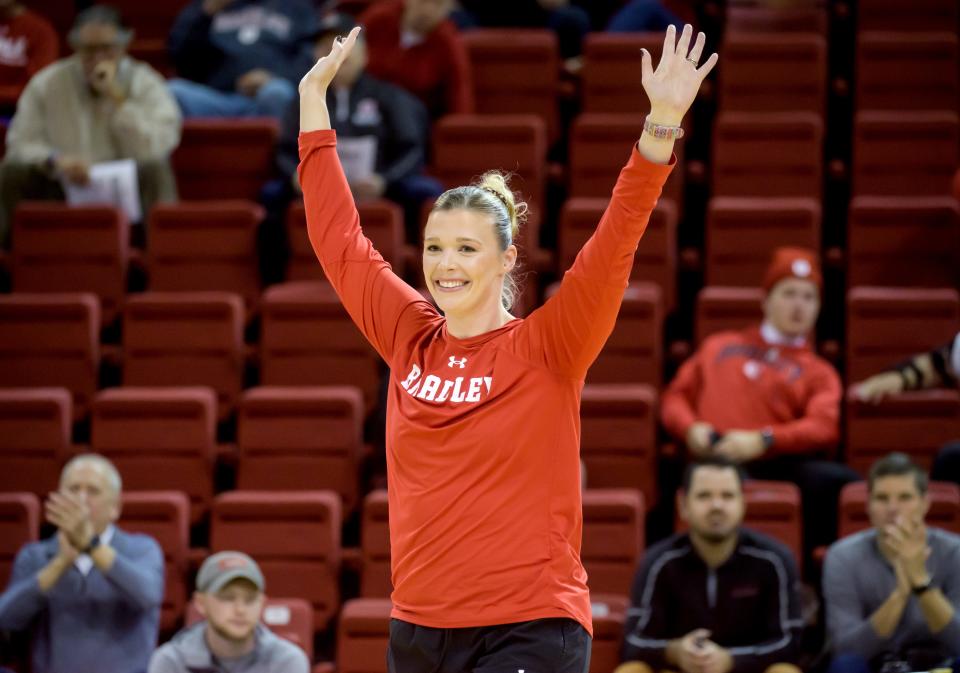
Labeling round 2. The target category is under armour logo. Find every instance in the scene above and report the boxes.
[448,356,467,368]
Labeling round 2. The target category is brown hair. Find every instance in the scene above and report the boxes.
[430,171,527,310]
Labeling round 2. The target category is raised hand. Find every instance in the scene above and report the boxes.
[641,24,718,125]
[299,26,362,97]
[45,491,94,551]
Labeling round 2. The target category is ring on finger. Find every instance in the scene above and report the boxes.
[686,57,698,65]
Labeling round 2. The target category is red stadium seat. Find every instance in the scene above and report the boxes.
[695,286,764,345]
[260,282,382,412]
[146,201,264,309]
[853,111,959,197]
[211,491,342,631]
[582,489,645,598]
[847,197,960,289]
[0,388,70,498]
[172,119,279,200]
[558,197,677,311]
[591,604,627,673]
[844,388,960,474]
[856,32,958,112]
[237,386,365,513]
[118,491,190,632]
[92,387,217,524]
[186,597,315,659]
[581,33,663,113]
[712,112,823,199]
[463,29,561,143]
[580,384,659,506]
[122,293,245,420]
[11,204,128,326]
[719,33,826,115]
[430,115,548,266]
[109,0,188,73]
[0,293,100,418]
[706,197,820,287]
[675,480,803,568]
[544,282,662,386]
[0,492,40,589]
[857,0,958,31]
[569,113,684,209]
[360,489,391,598]
[337,598,392,673]
[845,287,959,383]
[285,200,406,282]
[838,481,960,537]
[725,5,828,34]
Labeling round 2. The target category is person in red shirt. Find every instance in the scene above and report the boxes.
[359,0,473,120]
[661,247,860,560]
[0,0,58,112]
[298,23,716,673]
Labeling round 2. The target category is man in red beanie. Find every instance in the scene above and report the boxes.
[662,246,859,558]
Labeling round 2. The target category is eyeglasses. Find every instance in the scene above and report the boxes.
[76,43,121,56]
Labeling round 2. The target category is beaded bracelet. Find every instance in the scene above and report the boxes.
[644,116,685,140]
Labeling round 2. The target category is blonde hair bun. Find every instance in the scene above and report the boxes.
[477,171,527,242]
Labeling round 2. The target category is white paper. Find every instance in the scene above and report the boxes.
[62,159,141,222]
[336,136,377,183]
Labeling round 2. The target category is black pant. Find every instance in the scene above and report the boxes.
[387,617,591,673]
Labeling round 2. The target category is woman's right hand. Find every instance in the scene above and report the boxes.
[299,26,361,97]
[855,370,905,404]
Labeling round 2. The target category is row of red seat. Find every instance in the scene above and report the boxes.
[4,481,959,651]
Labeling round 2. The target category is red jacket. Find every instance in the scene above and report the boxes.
[360,0,473,119]
[299,128,672,632]
[661,327,841,456]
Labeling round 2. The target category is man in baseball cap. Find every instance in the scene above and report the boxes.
[148,551,309,673]
[661,246,859,562]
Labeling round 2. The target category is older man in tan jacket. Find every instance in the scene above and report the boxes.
[0,4,181,243]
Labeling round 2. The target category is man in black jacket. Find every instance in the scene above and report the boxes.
[616,457,803,673]
[276,13,441,240]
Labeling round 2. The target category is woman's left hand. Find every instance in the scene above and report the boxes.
[641,24,718,125]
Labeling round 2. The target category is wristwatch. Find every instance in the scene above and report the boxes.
[82,535,101,555]
[911,580,932,595]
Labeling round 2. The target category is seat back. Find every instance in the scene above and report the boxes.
[92,387,217,523]
[712,112,823,198]
[0,388,71,498]
[12,204,128,325]
[847,197,960,288]
[582,33,663,113]
[559,198,677,310]
[118,491,190,632]
[211,491,342,630]
[337,598,392,673]
[237,386,365,513]
[0,293,100,418]
[845,388,960,474]
[123,292,245,420]
[0,492,40,589]
[853,111,959,197]
[360,490,391,598]
[838,481,960,537]
[857,0,958,31]
[580,384,658,505]
[172,119,279,200]
[147,201,264,308]
[856,32,958,111]
[582,489,645,597]
[695,287,764,345]
[706,197,820,287]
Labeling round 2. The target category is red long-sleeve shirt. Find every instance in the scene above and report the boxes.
[359,0,473,119]
[0,9,58,107]
[298,129,672,633]
[661,327,841,456]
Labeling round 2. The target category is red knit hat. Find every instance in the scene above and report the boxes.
[762,247,822,294]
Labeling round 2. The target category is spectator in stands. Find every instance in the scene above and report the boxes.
[823,452,960,672]
[854,332,960,489]
[0,454,164,673]
[454,0,591,65]
[661,247,859,558]
[148,551,309,673]
[0,4,180,245]
[0,0,58,114]
[167,0,318,120]
[276,13,441,242]
[607,0,683,32]
[360,0,473,120]
[616,456,803,673]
